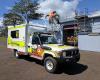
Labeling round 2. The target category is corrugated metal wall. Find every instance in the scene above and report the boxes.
[78,35,100,52]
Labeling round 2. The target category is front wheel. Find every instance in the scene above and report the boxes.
[44,57,58,73]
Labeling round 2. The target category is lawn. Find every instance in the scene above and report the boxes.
[0,37,6,42]
[0,37,6,48]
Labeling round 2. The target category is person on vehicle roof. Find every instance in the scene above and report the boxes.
[46,11,60,24]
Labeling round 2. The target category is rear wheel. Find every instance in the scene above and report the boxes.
[14,50,21,58]
[44,57,58,73]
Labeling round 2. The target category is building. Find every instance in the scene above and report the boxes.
[61,15,100,52]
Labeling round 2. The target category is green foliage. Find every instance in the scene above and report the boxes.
[0,27,8,37]
[3,0,43,26]
[3,12,24,26]
[12,0,43,23]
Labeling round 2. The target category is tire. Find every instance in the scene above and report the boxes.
[75,53,80,63]
[14,50,21,59]
[44,57,58,73]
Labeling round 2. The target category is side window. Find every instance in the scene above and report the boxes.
[32,35,40,44]
[11,30,19,38]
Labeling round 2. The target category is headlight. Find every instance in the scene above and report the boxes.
[63,52,66,57]
[54,51,63,56]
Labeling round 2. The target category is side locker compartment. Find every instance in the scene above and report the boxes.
[18,27,26,52]
[7,25,26,53]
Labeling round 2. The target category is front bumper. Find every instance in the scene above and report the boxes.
[60,54,80,63]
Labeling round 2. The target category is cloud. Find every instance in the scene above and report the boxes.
[89,11,100,17]
[37,0,80,21]
[5,6,12,10]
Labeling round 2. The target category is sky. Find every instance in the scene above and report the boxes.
[0,0,100,26]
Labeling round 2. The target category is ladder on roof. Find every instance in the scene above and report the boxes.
[47,19,63,44]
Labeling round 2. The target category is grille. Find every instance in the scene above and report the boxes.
[63,49,79,57]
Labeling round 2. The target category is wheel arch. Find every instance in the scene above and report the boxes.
[43,53,53,59]
[13,49,18,53]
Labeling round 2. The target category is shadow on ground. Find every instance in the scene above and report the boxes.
[21,56,88,75]
[56,63,88,75]
[20,56,43,65]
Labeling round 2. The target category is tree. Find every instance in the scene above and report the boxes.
[3,12,24,26]
[3,0,43,26]
[12,0,43,24]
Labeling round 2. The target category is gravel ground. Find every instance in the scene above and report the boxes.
[0,40,100,80]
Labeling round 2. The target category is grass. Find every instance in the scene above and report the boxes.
[0,37,6,49]
[0,37,6,42]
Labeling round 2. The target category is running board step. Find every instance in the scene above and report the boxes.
[30,55,43,60]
